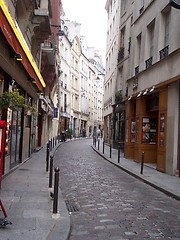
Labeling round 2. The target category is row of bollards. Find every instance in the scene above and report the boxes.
[93,139,145,174]
[46,136,61,215]
[93,139,122,163]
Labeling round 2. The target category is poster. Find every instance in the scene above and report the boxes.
[142,118,157,144]
[159,114,165,147]
[131,120,136,142]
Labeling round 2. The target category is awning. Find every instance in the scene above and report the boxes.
[0,1,46,91]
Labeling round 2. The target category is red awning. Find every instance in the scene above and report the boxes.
[0,8,43,91]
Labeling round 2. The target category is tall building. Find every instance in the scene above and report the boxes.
[125,0,180,176]
[58,20,105,138]
[104,0,121,144]
[104,0,180,176]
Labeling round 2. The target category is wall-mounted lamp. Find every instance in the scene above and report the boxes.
[14,54,23,61]
[137,91,142,97]
[143,88,148,95]
[149,86,155,93]
[128,96,132,101]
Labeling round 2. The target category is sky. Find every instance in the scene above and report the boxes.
[62,0,107,63]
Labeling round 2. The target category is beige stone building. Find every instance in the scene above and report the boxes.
[104,0,121,144]
[115,0,180,176]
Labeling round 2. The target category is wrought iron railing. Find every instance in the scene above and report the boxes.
[159,45,169,60]
[135,66,139,75]
[145,57,153,69]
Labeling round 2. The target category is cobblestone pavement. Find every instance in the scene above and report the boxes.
[54,139,180,240]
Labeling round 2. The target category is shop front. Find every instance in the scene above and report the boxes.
[0,1,45,175]
[125,87,168,173]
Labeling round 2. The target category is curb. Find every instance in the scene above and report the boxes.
[91,145,180,201]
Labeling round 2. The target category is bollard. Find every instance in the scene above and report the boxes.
[98,139,100,150]
[118,146,120,163]
[103,141,105,154]
[140,152,145,174]
[110,144,112,158]
[49,156,54,188]
[53,137,54,148]
[46,142,50,172]
[53,167,60,214]
[49,139,51,152]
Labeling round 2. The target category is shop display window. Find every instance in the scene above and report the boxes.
[142,117,157,144]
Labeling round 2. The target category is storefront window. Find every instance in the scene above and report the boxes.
[142,117,157,144]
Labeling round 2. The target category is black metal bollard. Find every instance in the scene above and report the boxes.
[98,139,100,150]
[103,141,105,154]
[53,167,60,214]
[110,144,112,158]
[53,137,54,148]
[46,142,50,172]
[50,139,52,151]
[118,146,120,163]
[140,152,145,174]
[49,156,54,188]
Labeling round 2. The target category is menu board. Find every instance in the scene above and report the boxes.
[142,118,157,144]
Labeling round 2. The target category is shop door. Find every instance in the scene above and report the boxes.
[10,110,22,167]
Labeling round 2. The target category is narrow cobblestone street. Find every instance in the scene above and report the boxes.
[54,139,180,240]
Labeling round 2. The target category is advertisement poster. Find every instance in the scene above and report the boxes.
[142,118,157,144]
[159,114,165,147]
[131,120,136,143]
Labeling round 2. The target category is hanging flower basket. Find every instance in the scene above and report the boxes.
[0,90,25,111]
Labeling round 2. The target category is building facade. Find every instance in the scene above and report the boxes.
[104,0,121,144]
[125,0,180,176]
[0,0,61,176]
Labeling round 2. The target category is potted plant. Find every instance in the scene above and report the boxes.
[0,90,25,111]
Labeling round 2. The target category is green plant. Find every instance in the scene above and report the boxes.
[0,90,25,111]
[24,104,37,116]
[115,90,123,104]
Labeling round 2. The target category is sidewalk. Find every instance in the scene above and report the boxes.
[92,139,180,201]
[0,143,70,240]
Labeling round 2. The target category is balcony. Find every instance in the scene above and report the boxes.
[159,45,169,60]
[135,66,139,75]
[118,47,124,62]
[139,6,144,15]
[31,0,51,48]
[145,57,153,69]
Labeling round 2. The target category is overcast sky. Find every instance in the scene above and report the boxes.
[62,0,107,63]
